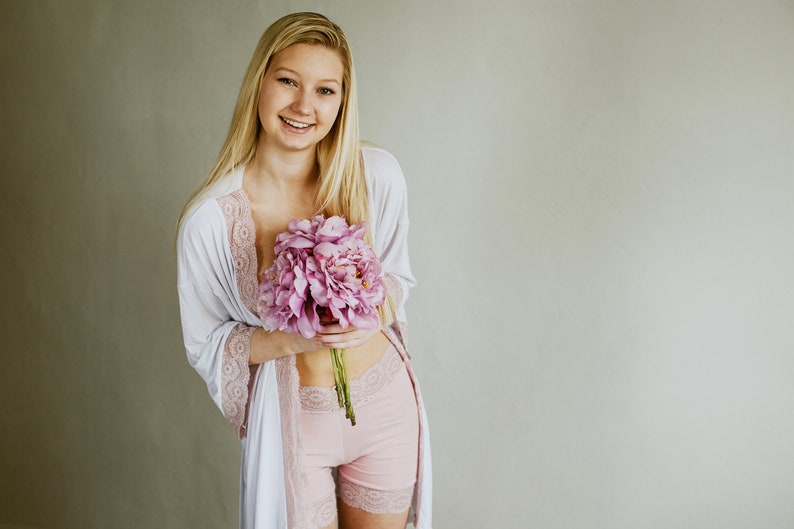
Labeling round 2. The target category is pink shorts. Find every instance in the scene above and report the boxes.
[299,344,419,527]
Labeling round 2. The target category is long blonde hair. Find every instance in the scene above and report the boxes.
[179,12,365,224]
[179,12,394,323]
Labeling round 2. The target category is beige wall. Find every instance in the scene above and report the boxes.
[2,1,793,528]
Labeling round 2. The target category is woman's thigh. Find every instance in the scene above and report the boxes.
[338,500,409,529]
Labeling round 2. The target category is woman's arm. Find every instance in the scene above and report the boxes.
[248,327,323,364]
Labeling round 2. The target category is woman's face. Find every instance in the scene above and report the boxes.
[257,43,344,154]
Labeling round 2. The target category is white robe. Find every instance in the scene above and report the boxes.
[176,146,432,529]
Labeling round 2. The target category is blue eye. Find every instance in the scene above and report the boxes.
[278,77,296,86]
[318,87,336,96]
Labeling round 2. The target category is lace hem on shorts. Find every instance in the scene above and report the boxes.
[299,345,403,413]
[338,481,415,514]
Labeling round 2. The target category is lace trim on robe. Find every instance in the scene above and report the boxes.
[277,355,314,529]
[384,274,403,308]
[338,481,415,514]
[381,324,426,527]
[217,190,259,314]
[384,274,409,347]
[222,324,257,438]
[313,492,337,528]
[218,190,260,439]
[299,344,403,413]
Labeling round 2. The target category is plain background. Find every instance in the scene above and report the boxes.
[2,1,793,528]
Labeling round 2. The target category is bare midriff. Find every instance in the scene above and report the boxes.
[296,331,390,388]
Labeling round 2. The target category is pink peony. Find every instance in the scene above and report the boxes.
[257,215,386,339]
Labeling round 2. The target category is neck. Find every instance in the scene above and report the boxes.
[247,141,319,193]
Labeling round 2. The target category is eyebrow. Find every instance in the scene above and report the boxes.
[273,67,341,86]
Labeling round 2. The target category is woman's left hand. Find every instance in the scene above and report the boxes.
[316,323,380,349]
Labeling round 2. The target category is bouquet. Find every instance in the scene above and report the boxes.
[257,215,387,425]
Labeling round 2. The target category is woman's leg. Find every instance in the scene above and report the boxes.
[338,502,409,529]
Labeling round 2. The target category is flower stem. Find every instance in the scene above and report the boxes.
[330,348,344,409]
[329,347,356,426]
[340,348,356,426]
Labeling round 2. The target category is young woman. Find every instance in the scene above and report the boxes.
[176,12,432,529]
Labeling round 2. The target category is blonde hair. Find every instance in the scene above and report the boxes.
[179,12,394,324]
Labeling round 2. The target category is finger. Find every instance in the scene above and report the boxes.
[318,335,354,348]
[318,330,363,346]
[318,323,348,335]
[320,329,374,348]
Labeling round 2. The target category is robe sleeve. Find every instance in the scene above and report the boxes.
[176,198,258,439]
[363,147,417,327]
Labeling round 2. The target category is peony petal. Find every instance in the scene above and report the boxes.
[297,303,319,338]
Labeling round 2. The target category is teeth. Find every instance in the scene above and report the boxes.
[282,117,311,128]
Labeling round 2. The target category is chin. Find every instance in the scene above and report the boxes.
[281,139,320,152]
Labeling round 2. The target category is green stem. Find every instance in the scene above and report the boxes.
[330,348,344,409]
[329,347,357,426]
[340,348,356,426]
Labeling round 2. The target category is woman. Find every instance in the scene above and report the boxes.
[176,12,432,529]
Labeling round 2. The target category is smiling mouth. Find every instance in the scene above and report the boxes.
[280,116,313,129]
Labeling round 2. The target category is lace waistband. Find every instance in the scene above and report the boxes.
[299,345,403,413]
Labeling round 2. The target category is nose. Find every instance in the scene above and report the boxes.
[290,88,311,116]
